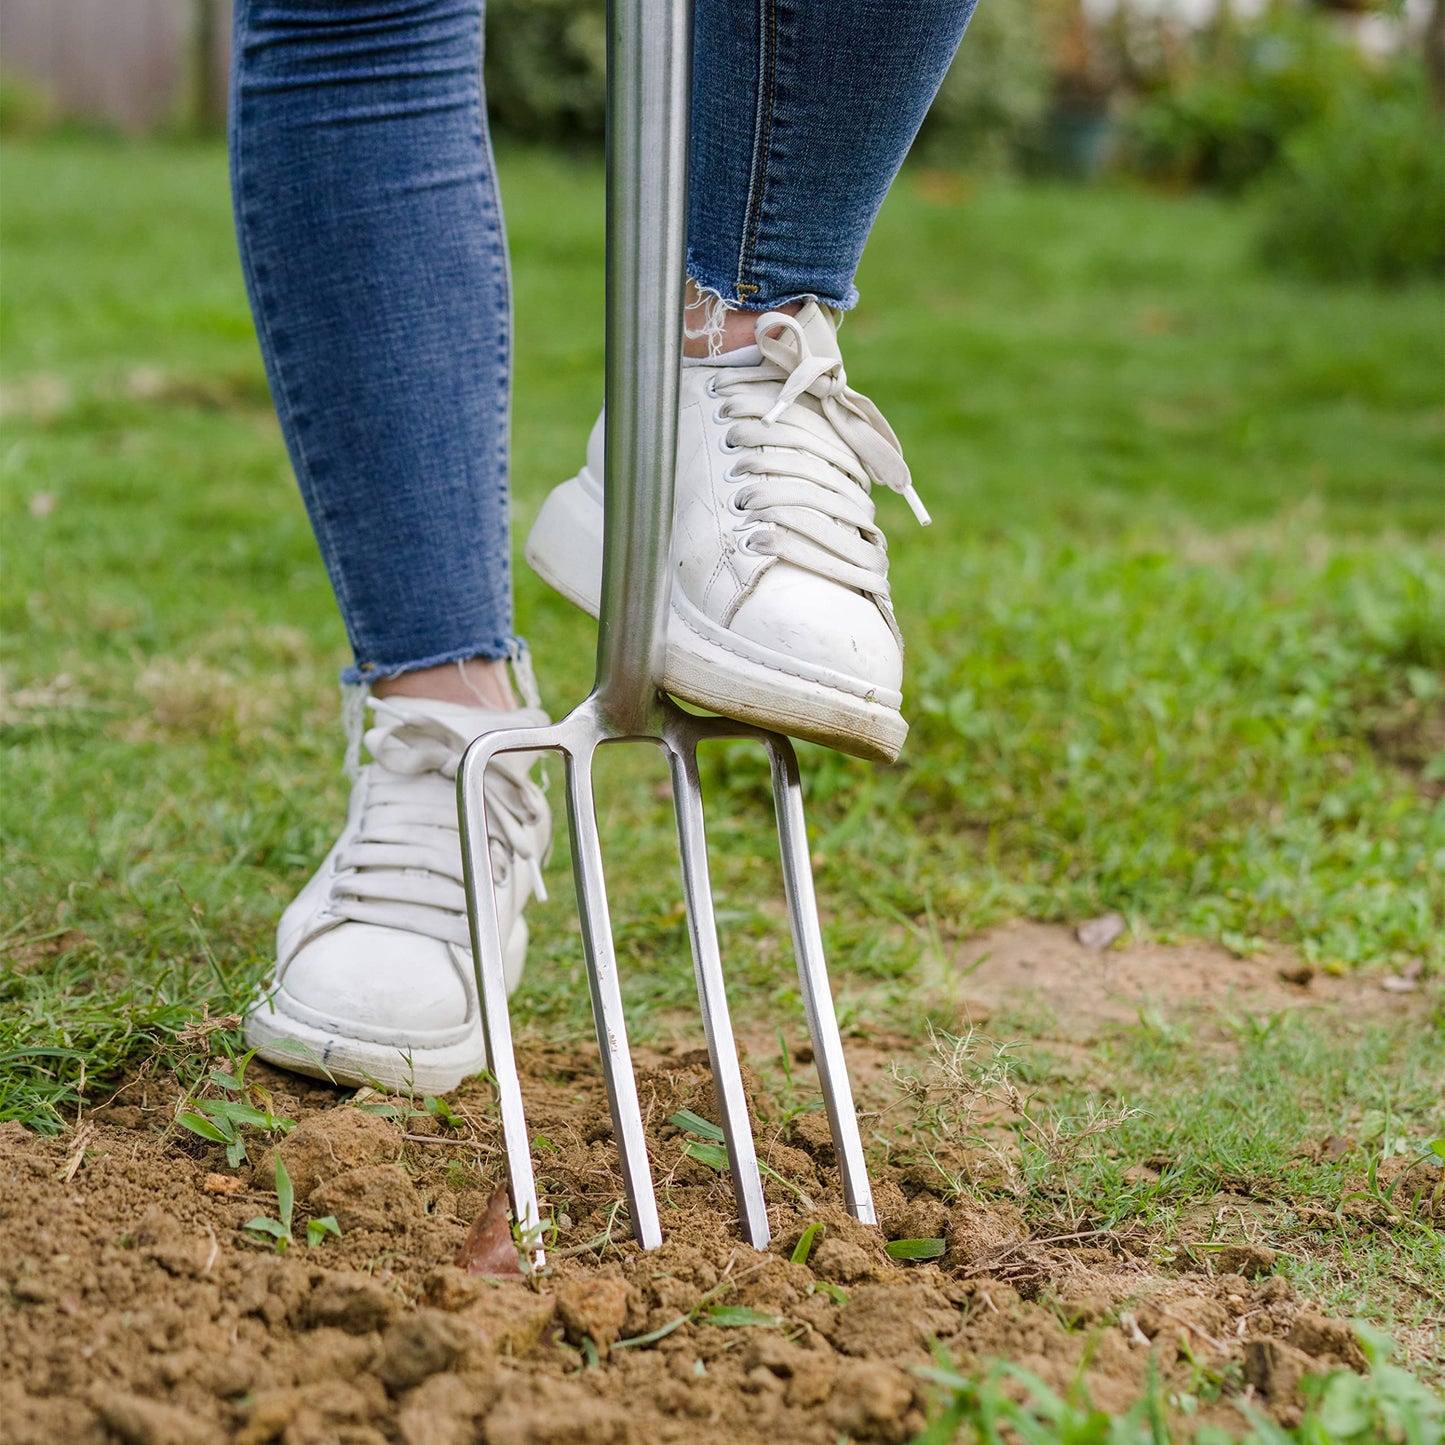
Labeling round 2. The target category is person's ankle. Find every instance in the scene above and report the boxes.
[371,657,517,711]
[682,281,800,358]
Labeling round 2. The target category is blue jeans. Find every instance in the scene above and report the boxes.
[230,0,976,683]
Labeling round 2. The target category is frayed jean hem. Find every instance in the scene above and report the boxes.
[686,267,860,315]
[340,637,523,686]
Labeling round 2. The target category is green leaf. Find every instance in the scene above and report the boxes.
[1428,1138,1445,1162]
[669,1109,725,1143]
[306,1215,342,1247]
[698,1306,782,1328]
[202,1098,295,1133]
[209,1068,244,1093]
[244,1216,288,1237]
[812,1280,849,1304]
[178,1111,231,1144]
[274,1155,295,1233]
[225,1138,247,1169]
[886,1237,946,1260]
[791,1221,825,1266]
[683,1140,730,1172]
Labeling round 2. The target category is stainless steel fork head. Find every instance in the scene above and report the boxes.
[457,690,876,1266]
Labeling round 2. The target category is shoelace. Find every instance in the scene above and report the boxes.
[326,701,548,948]
[708,310,930,610]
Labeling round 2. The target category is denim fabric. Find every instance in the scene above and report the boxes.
[689,0,977,312]
[230,0,974,682]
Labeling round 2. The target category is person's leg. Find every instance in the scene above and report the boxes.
[230,0,517,707]
[230,0,549,1093]
[687,0,978,322]
[528,0,977,760]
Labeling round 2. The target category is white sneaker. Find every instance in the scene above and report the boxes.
[524,301,927,762]
[245,693,552,1094]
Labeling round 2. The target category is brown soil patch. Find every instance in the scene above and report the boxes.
[949,920,1410,1035]
[1,966,1391,1445]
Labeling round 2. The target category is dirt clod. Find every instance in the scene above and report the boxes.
[556,1276,630,1353]
[303,1272,398,1334]
[1217,1243,1276,1279]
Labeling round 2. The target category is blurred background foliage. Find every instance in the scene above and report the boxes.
[1,0,1442,279]
[479,0,1445,283]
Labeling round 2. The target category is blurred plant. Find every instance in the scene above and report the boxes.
[1124,7,1402,192]
[483,0,606,143]
[1256,87,1445,283]
[0,72,57,139]
[919,0,1053,168]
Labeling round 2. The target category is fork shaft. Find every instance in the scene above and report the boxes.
[766,739,878,1225]
[565,744,664,1248]
[595,0,694,728]
[669,741,771,1249]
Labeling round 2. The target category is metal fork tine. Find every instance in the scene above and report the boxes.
[564,739,663,1249]
[765,737,878,1225]
[457,739,547,1262]
[667,736,771,1249]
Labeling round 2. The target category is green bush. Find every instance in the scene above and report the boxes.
[482,0,1048,167]
[917,0,1052,169]
[1257,94,1445,284]
[484,0,606,142]
[1125,9,1388,192]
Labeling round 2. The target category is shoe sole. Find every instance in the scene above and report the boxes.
[525,474,908,763]
[245,921,527,1095]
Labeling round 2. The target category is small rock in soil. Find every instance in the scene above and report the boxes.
[1076,913,1126,950]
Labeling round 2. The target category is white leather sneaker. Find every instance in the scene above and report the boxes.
[245,693,552,1094]
[525,301,927,762]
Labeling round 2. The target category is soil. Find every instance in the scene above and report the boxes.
[0,927,1428,1445]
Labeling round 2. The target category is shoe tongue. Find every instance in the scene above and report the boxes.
[790,300,842,361]
[369,694,548,745]
[683,343,762,368]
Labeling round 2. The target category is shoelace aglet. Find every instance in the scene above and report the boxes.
[901,484,932,527]
[528,856,548,903]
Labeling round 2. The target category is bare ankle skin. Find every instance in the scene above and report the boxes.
[371,657,516,710]
[682,280,802,358]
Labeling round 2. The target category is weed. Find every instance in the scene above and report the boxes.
[243,1155,341,1254]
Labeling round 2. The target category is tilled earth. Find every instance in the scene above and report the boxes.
[0,929,1419,1444]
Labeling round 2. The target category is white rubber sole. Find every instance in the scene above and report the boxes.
[245,922,527,1095]
[525,473,908,762]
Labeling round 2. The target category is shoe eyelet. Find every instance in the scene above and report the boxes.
[705,375,720,397]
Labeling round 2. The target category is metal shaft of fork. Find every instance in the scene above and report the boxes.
[594,0,691,734]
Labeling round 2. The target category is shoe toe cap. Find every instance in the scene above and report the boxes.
[729,562,903,695]
[277,924,473,1042]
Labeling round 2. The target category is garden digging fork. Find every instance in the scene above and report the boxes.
[456,0,875,1265]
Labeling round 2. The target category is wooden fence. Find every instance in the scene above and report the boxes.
[0,0,230,133]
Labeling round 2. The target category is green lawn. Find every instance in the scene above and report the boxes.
[3,135,1443,1405]
[2,137,1442,1116]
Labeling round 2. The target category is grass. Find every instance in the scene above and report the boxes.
[1,138,1442,1383]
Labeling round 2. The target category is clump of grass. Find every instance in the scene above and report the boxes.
[891,1028,1144,1227]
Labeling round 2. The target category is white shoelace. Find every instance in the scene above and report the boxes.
[327,701,548,948]
[708,310,930,612]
